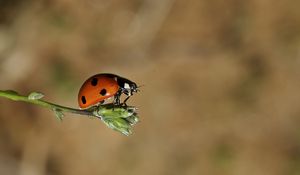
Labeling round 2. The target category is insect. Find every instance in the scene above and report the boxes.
[78,73,138,109]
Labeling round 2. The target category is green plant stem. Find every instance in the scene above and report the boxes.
[0,90,92,116]
[0,90,139,135]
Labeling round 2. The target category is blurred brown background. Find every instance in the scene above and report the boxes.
[1,0,300,175]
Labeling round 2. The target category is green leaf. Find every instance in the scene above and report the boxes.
[28,92,44,100]
[93,105,139,136]
[53,108,64,122]
[125,114,139,125]
[102,118,132,136]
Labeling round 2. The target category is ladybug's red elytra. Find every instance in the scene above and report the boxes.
[78,73,138,109]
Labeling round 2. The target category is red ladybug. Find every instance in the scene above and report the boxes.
[78,73,138,109]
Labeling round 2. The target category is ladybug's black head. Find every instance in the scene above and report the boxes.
[115,76,139,96]
[123,81,138,96]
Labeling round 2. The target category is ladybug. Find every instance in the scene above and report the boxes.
[78,73,138,109]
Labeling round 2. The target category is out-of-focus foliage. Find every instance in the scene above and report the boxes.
[1,0,300,175]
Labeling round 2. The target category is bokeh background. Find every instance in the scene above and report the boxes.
[1,0,300,175]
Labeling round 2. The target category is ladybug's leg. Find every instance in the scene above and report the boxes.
[113,91,122,105]
[122,96,130,107]
[112,92,122,111]
[112,95,118,111]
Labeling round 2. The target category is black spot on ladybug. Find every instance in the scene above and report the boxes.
[100,89,107,96]
[91,78,98,86]
[81,96,87,104]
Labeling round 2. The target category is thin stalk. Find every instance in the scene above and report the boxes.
[0,90,92,116]
[0,90,139,135]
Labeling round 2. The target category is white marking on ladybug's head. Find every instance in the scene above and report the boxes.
[124,83,130,89]
[114,77,118,81]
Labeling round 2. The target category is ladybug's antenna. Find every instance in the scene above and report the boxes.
[136,84,145,92]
